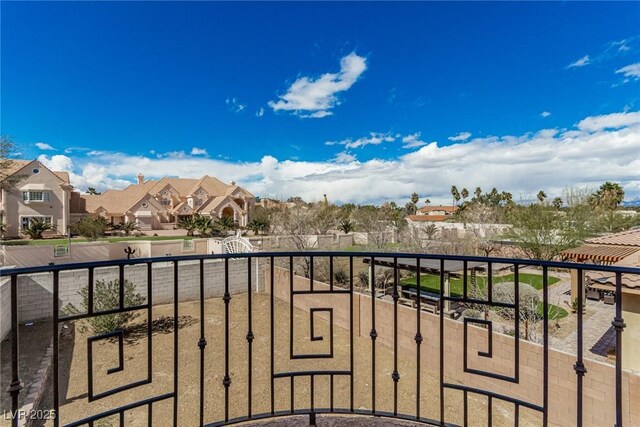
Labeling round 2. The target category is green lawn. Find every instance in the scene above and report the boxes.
[401,272,560,296]
[538,302,569,319]
[1,235,195,246]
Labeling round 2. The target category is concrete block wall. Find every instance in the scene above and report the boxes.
[0,258,266,341]
[266,265,640,427]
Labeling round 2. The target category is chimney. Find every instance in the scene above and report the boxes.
[137,173,144,185]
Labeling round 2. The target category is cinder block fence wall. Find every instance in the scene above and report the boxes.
[0,258,265,340]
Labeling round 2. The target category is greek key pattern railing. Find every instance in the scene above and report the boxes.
[3,252,638,426]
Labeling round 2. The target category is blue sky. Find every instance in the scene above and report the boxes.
[2,2,639,204]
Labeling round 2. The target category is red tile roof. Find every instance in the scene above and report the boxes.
[407,215,449,222]
[417,205,459,214]
[586,229,640,247]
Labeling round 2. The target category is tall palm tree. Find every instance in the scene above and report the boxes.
[537,190,547,204]
[474,187,482,199]
[424,198,431,205]
[552,197,563,209]
[410,192,419,205]
[595,182,625,209]
[460,188,469,202]
[450,185,460,207]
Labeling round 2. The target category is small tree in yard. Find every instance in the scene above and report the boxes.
[21,219,55,239]
[492,282,541,341]
[74,216,108,240]
[65,279,145,334]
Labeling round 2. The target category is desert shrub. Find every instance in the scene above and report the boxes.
[334,268,349,285]
[461,309,483,319]
[65,279,145,334]
[492,282,540,321]
[74,216,108,240]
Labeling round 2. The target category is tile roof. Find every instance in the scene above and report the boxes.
[417,205,459,214]
[83,175,250,215]
[407,215,449,222]
[586,229,640,247]
[4,159,70,184]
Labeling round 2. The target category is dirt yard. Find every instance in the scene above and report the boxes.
[25,294,540,426]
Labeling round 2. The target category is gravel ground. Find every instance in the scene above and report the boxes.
[31,294,539,426]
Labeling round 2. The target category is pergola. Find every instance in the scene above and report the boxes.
[362,257,512,313]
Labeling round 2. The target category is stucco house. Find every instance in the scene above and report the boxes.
[0,159,74,238]
[78,174,255,231]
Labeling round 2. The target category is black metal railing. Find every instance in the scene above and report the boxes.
[2,252,639,426]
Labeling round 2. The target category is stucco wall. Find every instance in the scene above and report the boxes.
[266,266,640,427]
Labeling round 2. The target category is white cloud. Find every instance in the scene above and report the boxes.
[541,111,551,118]
[256,107,265,117]
[334,151,357,163]
[577,111,640,132]
[47,110,640,204]
[190,147,208,156]
[567,55,590,68]
[35,142,55,150]
[616,63,640,80]
[326,132,396,149]
[268,52,367,118]
[226,98,246,113]
[401,133,427,149]
[448,132,471,142]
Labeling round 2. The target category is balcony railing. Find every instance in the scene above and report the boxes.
[2,251,639,426]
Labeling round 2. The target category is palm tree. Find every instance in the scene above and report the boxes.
[247,219,268,235]
[501,191,513,205]
[474,187,482,199]
[460,188,469,202]
[21,219,54,239]
[450,185,460,207]
[218,215,237,231]
[87,187,101,195]
[177,216,198,236]
[595,182,625,209]
[115,221,140,236]
[537,190,547,204]
[552,197,563,209]
[195,215,215,237]
[424,198,431,205]
[338,219,355,234]
[410,192,419,205]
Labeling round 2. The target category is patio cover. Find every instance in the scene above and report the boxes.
[561,245,639,263]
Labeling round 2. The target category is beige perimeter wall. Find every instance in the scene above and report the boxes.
[266,266,640,427]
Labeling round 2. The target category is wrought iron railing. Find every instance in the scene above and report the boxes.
[2,252,639,426]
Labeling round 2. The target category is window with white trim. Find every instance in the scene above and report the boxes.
[21,191,51,203]
[20,216,53,228]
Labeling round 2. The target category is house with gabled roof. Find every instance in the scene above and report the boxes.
[81,173,255,230]
[0,159,75,238]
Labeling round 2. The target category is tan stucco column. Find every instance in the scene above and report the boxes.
[570,268,586,304]
[622,293,640,372]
